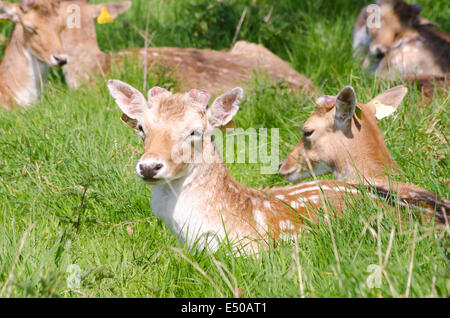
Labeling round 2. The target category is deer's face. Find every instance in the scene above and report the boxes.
[0,0,68,66]
[107,80,243,185]
[278,94,343,181]
[279,85,407,182]
[368,0,422,58]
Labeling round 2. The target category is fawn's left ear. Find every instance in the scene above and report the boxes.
[368,86,407,119]
[107,79,148,122]
[207,87,243,130]
[335,86,356,127]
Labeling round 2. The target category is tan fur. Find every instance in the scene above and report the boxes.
[60,1,317,96]
[0,0,67,109]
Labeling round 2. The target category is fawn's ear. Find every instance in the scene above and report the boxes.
[147,86,168,104]
[186,89,210,109]
[0,1,20,22]
[207,87,243,130]
[334,86,356,127]
[90,1,131,19]
[107,80,148,122]
[369,86,407,119]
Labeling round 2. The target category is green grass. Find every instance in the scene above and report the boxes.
[0,0,449,297]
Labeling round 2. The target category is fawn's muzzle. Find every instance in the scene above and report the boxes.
[137,162,164,181]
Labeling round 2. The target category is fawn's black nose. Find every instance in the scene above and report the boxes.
[138,162,164,180]
[52,54,68,66]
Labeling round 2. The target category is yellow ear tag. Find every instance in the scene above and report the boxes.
[373,101,396,120]
[97,7,114,24]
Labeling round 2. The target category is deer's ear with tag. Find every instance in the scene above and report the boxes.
[368,86,407,120]
[90,1,131,20]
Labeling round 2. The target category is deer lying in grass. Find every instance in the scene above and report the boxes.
[279,86,407,184]
[60,0,316,95]
[278,85,449,225]
[354,0,449,79]
[0,0,68,109]
[107,81,449,253]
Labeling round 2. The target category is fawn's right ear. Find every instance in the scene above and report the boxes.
[368,85,407,119]
[107,80,148,127]
[0,1,19,22]
[207,87,243,130]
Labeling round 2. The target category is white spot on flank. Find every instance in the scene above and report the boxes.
[279,220,295,231]
[333,186,359,194]
[289,186,321,195]
[254,210,268,233]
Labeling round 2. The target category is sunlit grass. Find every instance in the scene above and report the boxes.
[0,0,448,297]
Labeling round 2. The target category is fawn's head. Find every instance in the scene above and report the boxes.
[279,85,407,182]
[0,0,68,66]
[108,80,243,185]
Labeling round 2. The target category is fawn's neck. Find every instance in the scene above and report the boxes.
[335,112,397,184]
[0,26,49,108]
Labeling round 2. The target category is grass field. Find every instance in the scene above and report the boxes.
[0,0,449,298]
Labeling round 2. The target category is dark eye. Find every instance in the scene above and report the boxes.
[188,129,202,139]
[138,125,145,138]
[303,129,314,138]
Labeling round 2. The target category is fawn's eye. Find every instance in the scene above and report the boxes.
[138,125,145,139]
[303,129,314,138]
[187,128,202,139]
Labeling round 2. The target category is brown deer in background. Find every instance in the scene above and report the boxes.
[60,0,317,96]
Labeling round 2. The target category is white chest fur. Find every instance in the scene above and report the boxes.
[14,51,49,106]
[151,180,225,251]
